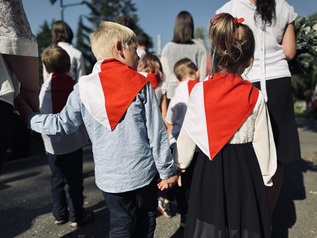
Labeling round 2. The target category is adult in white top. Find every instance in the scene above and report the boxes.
[43,20,86,82]
[160,11,207,101]
[0,0,39,173]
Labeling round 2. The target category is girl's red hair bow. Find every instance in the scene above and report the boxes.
[234,17,245,27]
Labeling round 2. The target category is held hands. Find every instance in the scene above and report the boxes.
[14,94,33,121]
[157,175,179,191]
[157,169,186,191]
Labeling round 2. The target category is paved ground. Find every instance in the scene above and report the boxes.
[0,118,316,238]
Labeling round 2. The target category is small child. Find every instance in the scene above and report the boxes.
[137,53,164,111]
[164,58,200,227]
[16,21,178,237]
[136,32,150,58]
[173,13,277,237]
[166,57,199,147]
[40,45,92,228]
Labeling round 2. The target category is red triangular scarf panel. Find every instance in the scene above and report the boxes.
[203,73,259,159]
[51,73,76,113]
[187,80,199,95]
[147,72,160,90]
[99,59,148,131]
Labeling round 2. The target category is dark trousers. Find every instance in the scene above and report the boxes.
[173,152,198,216]
[0,101,15,174]
[103,175,158,238]
[47,148,84,222]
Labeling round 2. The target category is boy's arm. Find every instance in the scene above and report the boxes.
[16,85,84,136]
[143,83,177,180]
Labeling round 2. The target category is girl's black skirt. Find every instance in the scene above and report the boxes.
[184,143,271,238]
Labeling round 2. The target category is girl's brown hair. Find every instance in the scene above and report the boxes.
[51,20,74,44]
[209,13,255,75]
[138,53,164,80]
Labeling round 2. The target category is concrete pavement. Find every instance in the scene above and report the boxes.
[0,118,316,238]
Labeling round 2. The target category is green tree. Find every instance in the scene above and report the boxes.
[36,20,54,84]
[77,0,146,71]
[195,27,208,49]
[290,15,317,101]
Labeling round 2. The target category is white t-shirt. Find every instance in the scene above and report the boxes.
[166,80,191,146]
[216,0,297,100]
[43,42,86,82]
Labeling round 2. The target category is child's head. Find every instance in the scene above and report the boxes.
[51,20,74,44]
[116,15,136,31]
[174,58,199,82]
[137,32,150,49]
[41,45,70,74]
[208,13,255,75]
[90,21,139,69]
[137,53,164,79]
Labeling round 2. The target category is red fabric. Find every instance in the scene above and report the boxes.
[51,73,76,113]
[187,80,199,95]
[147,73,160,90]
[99,59,148,131]
[203,73,259,159]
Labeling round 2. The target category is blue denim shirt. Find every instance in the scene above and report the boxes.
[29,83,177,193]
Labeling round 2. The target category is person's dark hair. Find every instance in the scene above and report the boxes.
[51,20,73,44]
[209,13,255,75]
[41,45,70,74]
[255,0,276,25]
[137,32,150,48]
[172,11,194,44]
[116,15,136,31]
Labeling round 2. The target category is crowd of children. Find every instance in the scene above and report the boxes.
[13,5,298,237]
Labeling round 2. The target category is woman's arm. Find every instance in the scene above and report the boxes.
[281,22,296,61]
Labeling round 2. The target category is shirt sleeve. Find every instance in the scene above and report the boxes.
[143,83,177,179]
[252,94,277,186]
[29,85,84,135]
[173,127,197,169]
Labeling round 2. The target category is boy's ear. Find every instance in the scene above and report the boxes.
[195,70,200,79]
[115,41,125,59]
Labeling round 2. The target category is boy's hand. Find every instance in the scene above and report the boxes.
[157,175,178,191]
[14,94,33,121]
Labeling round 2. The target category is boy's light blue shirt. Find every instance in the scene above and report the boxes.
[29,82,177,193]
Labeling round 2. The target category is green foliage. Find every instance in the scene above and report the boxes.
[36,20,55,84]
[76,0,146,72]
[195,27,208,48]
[290,15,317,101]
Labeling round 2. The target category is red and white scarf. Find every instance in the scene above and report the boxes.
[78,59,148,131]
[183,73,259,159]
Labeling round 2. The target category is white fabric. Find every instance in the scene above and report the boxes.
[78,60,112,130]
[137,48,146,58]
[43,42,86,82]
[174,83,277,186]
[166,80,191,146]
[0,0,38,106]
[216,0,297,100]
[39,73,88,154]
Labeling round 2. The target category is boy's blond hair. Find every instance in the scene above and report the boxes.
[174,58,198,82]
[90,21,137,61]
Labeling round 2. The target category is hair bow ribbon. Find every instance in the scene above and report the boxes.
[234,17,245,26]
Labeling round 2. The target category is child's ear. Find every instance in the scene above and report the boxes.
[195,70,200,79]
[115,41,125,59]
